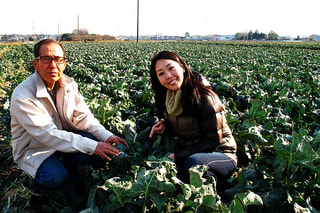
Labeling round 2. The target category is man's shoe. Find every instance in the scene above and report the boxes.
[30,182,53,196]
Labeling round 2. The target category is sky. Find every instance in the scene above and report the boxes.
[1,0,319,38]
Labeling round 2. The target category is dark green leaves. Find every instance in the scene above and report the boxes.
[274,131,315,184]
[100,162,176,213]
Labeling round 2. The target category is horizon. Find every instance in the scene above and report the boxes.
[1,31,315,39]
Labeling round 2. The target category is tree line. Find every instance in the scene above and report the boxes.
[59,28,116,41]
[235,30,279,40]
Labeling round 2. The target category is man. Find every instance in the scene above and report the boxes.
[10,39,128,201]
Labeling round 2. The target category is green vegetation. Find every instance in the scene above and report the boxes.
[1,41,319,212]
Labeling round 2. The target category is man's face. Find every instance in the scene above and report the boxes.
[33,43,66,89]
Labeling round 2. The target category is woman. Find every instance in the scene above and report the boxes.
[149,51,237,185]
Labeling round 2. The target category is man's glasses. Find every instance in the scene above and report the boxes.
[36,56,66,64]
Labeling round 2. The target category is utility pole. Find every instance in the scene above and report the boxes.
[32,20,36,40]
[57,23,60,41]
[77,15,80,41]
[137,0,139,42]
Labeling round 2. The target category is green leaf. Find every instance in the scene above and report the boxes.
[291,131,314,166]
[278,87,289,99]
[274,131,314,184]
[189,165,208,188]
[178,165,219,211]
[123,124,137,145]
[237,191,263,206]
[229,191,263,212]
[241,119,268,144]
[249,99,266,119]
[102,177,135,207]
[228,197,246,213]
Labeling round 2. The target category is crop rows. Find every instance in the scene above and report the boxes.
[1,41,320,212]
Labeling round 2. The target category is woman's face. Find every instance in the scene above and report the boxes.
[155,59,185,91]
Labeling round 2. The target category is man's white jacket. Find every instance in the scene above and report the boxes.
[10,71,113,178]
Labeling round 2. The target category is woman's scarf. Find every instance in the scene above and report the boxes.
[165,89,183,116]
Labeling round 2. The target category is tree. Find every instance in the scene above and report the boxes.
[60,33,73,41]
[102,35,116,40]
[253,30,260,40]
[268,31,279,40]
[236,32,248,40]
[248,30,253,40]
[1,34,9,42]
[260,32,267,40]
[72,28,89,41]
[72,28,89,35]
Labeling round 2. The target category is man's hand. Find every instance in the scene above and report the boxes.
[106,135,129,148]
[149,120,166,138]
[94,135,128,161]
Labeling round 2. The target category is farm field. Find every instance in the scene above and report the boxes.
[0,41,320,212]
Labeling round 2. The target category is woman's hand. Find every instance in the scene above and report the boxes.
[149,120,166,138]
